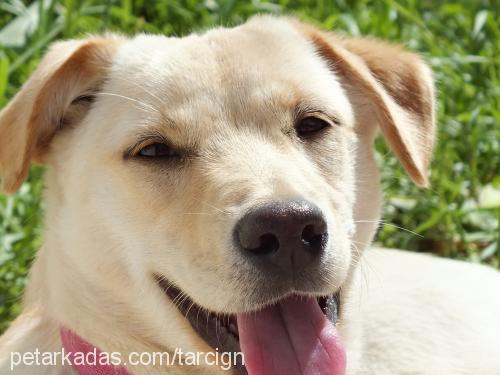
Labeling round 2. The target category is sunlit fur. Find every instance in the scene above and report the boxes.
[1,16,500,375]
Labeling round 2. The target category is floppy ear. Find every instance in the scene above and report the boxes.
[0,36,121,194]
[295,22,436,187]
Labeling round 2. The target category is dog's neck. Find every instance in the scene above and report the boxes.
[60,327,131,374]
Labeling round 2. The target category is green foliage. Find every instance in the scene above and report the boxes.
[0,0,498,333]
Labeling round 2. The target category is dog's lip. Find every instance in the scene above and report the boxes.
[154,274,339,373]
[155,274,245,372]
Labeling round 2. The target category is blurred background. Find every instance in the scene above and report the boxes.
[0,0,498,333]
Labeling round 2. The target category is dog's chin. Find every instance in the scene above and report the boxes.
[154,274,339,374]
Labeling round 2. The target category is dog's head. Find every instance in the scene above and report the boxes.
[0,16,434,373]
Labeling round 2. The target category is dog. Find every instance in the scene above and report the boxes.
[0,15,499,374]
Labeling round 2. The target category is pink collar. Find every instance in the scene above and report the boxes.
[60,327,131,375]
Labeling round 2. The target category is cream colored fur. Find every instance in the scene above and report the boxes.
[0,16,499,374]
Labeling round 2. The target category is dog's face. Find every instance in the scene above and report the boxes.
[87,20,359,312]
[0,15,434,371]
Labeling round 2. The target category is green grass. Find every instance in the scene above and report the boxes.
[0,0,498,333]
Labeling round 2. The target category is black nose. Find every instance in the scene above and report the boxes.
[234,200,328,275]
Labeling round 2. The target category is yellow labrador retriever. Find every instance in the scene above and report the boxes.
[0,16,499,375]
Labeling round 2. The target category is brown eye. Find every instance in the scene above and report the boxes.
[138,143,179,158]
[296,116,331,137]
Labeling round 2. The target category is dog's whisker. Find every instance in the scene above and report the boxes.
[354,219,423,238]
[351,239,372,248]
[171,290,188,309]
[96,92,160,115]
[189,196,229,214]
[111,76,165,108]
[350,242,365,265]
[215,312,222,346]
[205,309,211,338]
[181,212,225,216]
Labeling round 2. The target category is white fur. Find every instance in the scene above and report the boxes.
[0,16,499,375]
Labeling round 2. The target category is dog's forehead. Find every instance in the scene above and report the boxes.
[117,18,321,81]
[104,17,353,140]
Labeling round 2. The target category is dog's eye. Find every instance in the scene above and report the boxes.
[138,143,179,158]
[296,116,331,137]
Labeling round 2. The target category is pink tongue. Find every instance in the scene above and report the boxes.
[237,296,345,375]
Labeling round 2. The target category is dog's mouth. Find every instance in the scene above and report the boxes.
[156,275,345,375]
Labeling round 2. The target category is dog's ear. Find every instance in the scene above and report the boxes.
[295,22,436,187]
[0,37,121,194]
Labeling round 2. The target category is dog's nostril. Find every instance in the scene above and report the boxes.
[301,224,316,244]
[301,224,327,251]
[249,233,280,255]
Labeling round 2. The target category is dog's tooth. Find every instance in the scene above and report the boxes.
[229,322,239,336]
